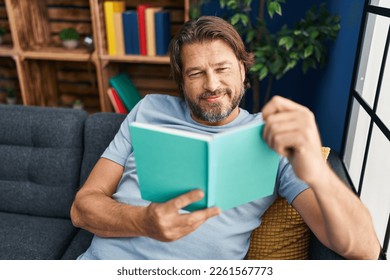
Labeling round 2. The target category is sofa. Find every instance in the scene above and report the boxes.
[0,104,346,259]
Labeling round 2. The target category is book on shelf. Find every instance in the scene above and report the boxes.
[107,87,128,114]
[122,10,140,55]
[109,73,142,112]
[113,12,125,55]
[130,121,280,212]
[145,7,162,56]
[154,10,171,56]
[104,1,126,55]
[137,4,149,55]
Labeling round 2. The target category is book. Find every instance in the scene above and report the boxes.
[154,11,171,55]
[107,87,128,114]
[109,73,142,111]
[122,10,140,54]
[145,7,162,56]
[130,121,280,212]
[113,12,125,55]
[137,4,149,55]
[104,1,125,55]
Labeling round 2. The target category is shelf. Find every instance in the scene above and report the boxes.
[100,54,170,64]
[21,48,95,62]
[0,45,15,57]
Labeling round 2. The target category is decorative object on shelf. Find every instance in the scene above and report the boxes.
[5,87,16,105]
[0,26,5,45]
[219,0,341,110]
[83,35,94,52]
[72,99,84,110]
[59,28,80,49]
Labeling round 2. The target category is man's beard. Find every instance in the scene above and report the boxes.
[185,86,245,123]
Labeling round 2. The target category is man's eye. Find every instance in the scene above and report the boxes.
[189,72,202,77]
[217,67,229,72]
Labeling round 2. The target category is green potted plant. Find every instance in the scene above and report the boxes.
[59,27,80,49]
[5,87,16,105]
[73,99,84,110]
[219,0,341,110]
[0,26,6,45]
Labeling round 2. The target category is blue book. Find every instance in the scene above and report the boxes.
[154,11,171,55]
[130,121,280,212]
[122,10,140,54]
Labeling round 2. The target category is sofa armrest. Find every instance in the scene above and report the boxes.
[309,232,345,260]
[327,149,355,192]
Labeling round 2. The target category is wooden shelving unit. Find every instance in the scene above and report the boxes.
[0,0,189,113]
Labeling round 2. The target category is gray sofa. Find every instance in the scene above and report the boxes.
[0,104,346,259]
[0,104,125,259]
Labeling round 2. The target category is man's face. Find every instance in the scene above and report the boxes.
[181,40,246,126]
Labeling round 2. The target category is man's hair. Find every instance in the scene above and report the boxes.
[169,16,255,96]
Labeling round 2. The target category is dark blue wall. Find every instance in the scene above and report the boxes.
[312,0,365,153]
[201,0,365,153]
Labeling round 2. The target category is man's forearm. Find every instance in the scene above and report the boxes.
[71,188,221,242]
[71,189,146,238]
[310,165,381,259]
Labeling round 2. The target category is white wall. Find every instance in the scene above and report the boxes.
[343,0,390,255]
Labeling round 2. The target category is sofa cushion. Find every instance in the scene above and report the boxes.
[80,112,126,185]
[0,212,76,260]
[0,105,87,218]
[61,229,94,260]
[62,112,126,259]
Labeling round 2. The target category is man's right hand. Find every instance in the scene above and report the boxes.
[142,189,221,242]
[71,158,220,241]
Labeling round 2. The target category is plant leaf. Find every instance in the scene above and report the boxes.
[314,46,322,62]
[304,45,314,58]
[259,67,269,80]
[231,14,241,26]
[227,0,238,9]
[283,60,297,73]
[278,36,293,50]
[240,14,249,26]
[289,52,298,59]
[274,2,282,16]
[310,30,319,39]
[250,63,264,72]
[246,30,257,43]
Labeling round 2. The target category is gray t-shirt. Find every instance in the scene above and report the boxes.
[78,94,308,260]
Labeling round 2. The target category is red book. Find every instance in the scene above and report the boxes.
[137,4,149,55]
[107,87,128,114]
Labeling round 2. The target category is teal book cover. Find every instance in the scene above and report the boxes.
[109,73,141,111]
[130,121,280,212]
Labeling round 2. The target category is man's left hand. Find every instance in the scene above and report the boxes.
[262,95,326,185]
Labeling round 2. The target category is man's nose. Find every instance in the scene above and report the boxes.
[203,72,220,92]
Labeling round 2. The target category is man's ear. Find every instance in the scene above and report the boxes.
[239,61,245,83]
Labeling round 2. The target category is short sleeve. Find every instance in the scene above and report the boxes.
[276,157,309,204]
[101,103,140,166]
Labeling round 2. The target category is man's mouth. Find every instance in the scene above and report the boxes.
[200,91,227,103]
[202,94,224,102]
